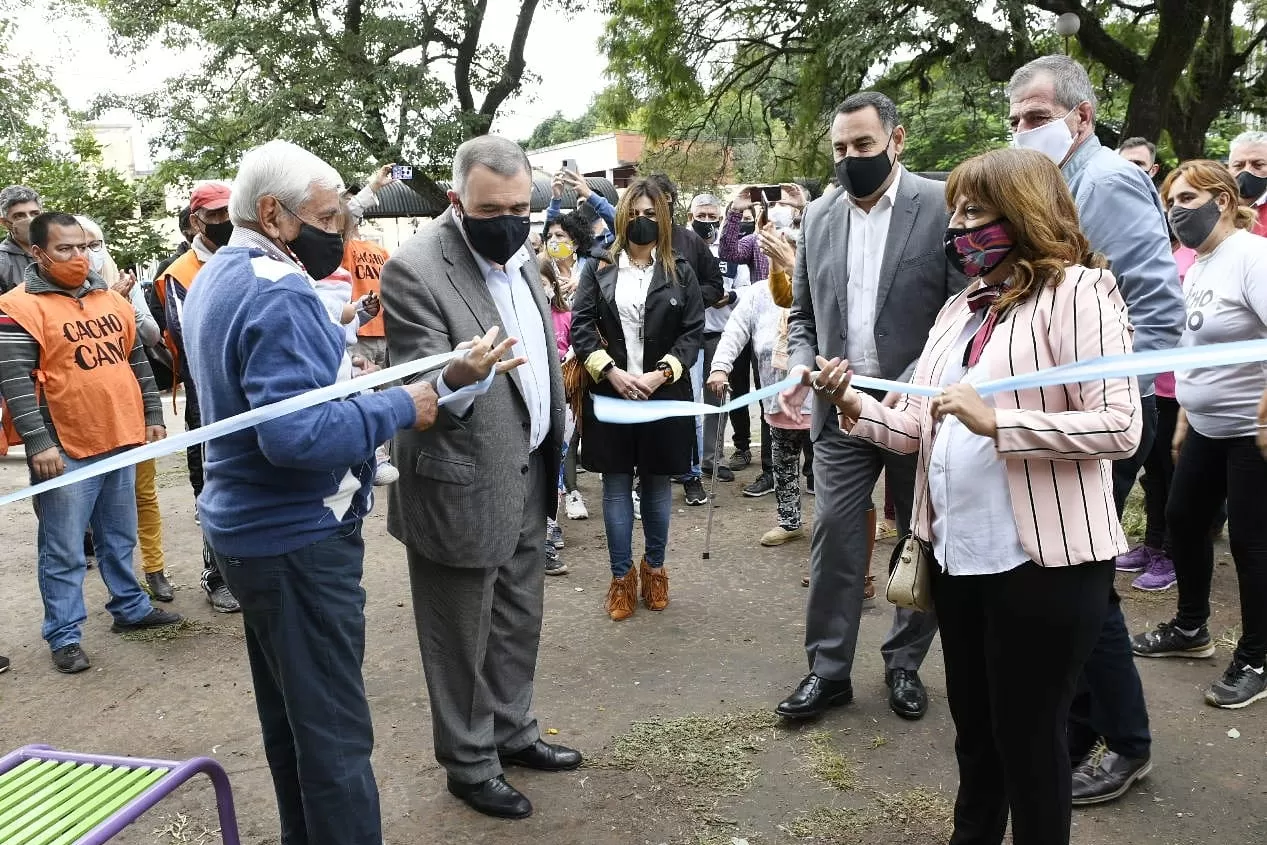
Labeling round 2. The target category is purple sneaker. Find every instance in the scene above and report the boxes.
[1115,545,1155,573]
[1132,551,1177,591]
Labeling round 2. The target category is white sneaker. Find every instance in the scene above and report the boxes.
[373,460,400,486]
[565,490,589,520]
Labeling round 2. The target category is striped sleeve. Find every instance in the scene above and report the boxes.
[0,313,55,455]
[993,270,1142,460]
[129,336,164,427]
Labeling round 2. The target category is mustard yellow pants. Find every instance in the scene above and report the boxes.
[134,458,165,575]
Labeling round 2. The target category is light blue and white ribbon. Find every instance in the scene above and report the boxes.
[593,338,1267,424]
[0,350,484,507]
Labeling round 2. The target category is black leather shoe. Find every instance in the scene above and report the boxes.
[499,739,583,771]
[447,775,533,819]
[886,668,928,720]
[1071,751,1152,806]
[776,673,853,719]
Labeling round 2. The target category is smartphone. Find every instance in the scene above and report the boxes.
[758,185,783,202]
[391,165,414,181]
[562,159,580,175]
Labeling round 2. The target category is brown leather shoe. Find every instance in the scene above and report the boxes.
[639,558,669,610]
[605,569,638,621]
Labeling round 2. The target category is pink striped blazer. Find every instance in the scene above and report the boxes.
[849,265,1142,568]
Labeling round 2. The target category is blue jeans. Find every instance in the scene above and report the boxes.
[212,523,380,845]
[603,473,672,576]
[35,452,151,650]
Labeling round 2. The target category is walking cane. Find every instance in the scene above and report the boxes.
[702,385,731,560]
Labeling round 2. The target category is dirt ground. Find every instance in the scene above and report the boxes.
[0,408,1264,845]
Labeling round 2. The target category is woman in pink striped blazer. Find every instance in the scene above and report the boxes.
[810,147,1142,845]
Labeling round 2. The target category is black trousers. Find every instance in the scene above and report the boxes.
[184,377,204,498]
[213,524,380,845]
[1068,394,1154,762]
[934,560,1114,845]
[1141,396,1179,550]
[1169,430,1267,667]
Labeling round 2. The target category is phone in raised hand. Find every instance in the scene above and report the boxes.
[391,165,414,181]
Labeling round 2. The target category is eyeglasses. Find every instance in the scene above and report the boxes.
[86,241,105,252]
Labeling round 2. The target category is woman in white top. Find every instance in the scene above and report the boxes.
[570,179,704,621]
[1131,159,1267,710]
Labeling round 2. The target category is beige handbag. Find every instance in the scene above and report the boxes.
[886,534,933,613]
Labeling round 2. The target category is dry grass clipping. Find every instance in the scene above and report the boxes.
[117,619,206,643]
[803,731,858,791]
[594,710,779,794]
[151,812,220,844]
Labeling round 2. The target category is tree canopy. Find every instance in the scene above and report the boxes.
[83,0,557,190]
[0,16,165,268]
[602,0,1267,177]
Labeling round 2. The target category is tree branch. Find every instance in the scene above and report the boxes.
[477,0,540,118]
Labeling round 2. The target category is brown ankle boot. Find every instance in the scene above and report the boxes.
[605,568,638,621]
[639,558,669,610]
[864,508,877,603]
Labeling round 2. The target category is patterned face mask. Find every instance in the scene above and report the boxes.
[943,220,1015,279]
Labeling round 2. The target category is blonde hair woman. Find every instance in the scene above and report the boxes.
[1131,160,1267,710]
[810,147,1141,845]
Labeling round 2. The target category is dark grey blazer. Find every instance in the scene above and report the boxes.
[787,167,966,438]
[380,209,564,567]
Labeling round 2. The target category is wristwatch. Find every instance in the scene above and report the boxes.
[656,361,674,381]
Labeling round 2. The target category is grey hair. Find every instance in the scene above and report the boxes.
[0,185,41,219]
[228,140,344,226]
[1007,55,1098,113]
[451,135,532,198]
[690,193,721,211]
[835,91,900,132]
[74,215,104,241]
[1231,130,1267,153]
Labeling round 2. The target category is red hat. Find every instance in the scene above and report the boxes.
[190,182,231,213]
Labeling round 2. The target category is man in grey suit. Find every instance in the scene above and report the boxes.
[778,91,965,722]
[380,135,580,821]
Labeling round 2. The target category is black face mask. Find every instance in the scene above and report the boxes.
[462,211,530,266]
[626,216,659,246]
[1168,197,1222,250]
[202,219,234,249]
[691,219,718,241]
[1237,170,1267,201]
[835,138,895,200]
[286,221,345,279]
[738,220,756,237]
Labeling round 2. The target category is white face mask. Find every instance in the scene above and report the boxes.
[768,204,796,232]
[88,249,107,275]
[1011,111,1075,166]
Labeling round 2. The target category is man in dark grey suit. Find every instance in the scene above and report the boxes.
[380,135,579,821]
[779,92,965,722]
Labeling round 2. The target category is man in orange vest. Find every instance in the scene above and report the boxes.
[0,212,182,673]
[157,182,240,613]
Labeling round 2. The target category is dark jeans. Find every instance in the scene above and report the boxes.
[185,377,204,498]
[1067,394,1154,762]
[1141,396,1179,549]
[934,560,1114,845]
[1169,430,1267,667]
[213,524,380,845]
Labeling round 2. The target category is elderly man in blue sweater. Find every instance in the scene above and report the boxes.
[183,140,515,845]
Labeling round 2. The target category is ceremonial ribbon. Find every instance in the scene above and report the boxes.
[0,350,485,507]
[593,338,1267,424]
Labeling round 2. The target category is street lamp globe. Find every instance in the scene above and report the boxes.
[1055,12,1081,37]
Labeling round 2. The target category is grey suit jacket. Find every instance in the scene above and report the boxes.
[788,167,966,438]
[380,209,564,567]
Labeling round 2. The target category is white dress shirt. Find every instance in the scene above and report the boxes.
[439,239,552,450]
[928,310,1030,576]
[615,252,656,377]
[844,168,902,378]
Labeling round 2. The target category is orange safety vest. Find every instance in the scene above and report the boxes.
[157,248,205,371]
[0,284,145,459]
[341,239,389,338]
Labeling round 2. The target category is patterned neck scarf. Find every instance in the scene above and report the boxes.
[963,283,1010,368]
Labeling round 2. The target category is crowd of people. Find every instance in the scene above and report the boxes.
[0,51,1265,845]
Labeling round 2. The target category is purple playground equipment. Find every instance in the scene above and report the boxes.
[0,745,240,845]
